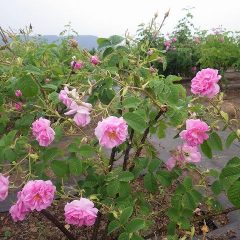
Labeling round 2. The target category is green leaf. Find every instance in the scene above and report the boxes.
[208,132,223,151]
[120,206,133,224]
[109,35,124,45]
[69,157,82,176]
[78,145,95,158]
[126,218,145,233]
[16,75,40,97]
[148,158,160,172]
[51,160,69,177]
[23,65,43,75]
[107,180,120,196]
[219,157,240,188]
[167,221,176,235]
[166,75,182,82]
[123,97,141,108]
[3,148,16,162]
[97,38,111,48]
[183,177,192,191]
[118,232,130,240]
[211,180,223,195]
[131,234,144,240]
[123,112,147,134]
[108,220,121,234]
[227,180,240,207]
[118,171,134,182]
[144,173,157,192]
[156,170,173,187]
[119,182,131,198]
[226,131,237,148]
[41,147,60,162]
[201,140,212,159]
[103,47,114,58]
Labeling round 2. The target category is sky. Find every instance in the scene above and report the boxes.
[0,0,239,37]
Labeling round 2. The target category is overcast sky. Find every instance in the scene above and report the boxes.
[0,0,239,37]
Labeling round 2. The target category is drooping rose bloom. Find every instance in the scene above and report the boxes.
[14,102,23,111]
[19,180,56,211]
[166,144,201,170]
[9,193,29,222]
[95,116,128,149]
[59,87,74,108]
[65,101,92,127]
[32,118,55,147]
[90,55,100,65]
[0,174,9,201]
[191,68,221,98]
[15,90,22,97]
[180,119,210,146]
[64,198,98,226]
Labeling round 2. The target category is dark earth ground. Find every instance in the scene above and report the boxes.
[0,72,240,239]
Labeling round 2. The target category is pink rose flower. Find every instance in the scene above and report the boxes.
[180,119,210,146]
[166,144,201,171]
[19,180,56,211]
[194,37,201,44]
[9,193,29,222]
[71,60,84,70]
[45,78,50,83]
[15,90,22,97]
[95,116,128,149]
[64,198,98,227]
[0,174,9,201]
[166,157,176,171]
[90,55,100,65]
[36,128,55,147]
[164,40,171,47]
[147,49,153,56]
[192,66,197,72]
[172,37,177,42]
[191,68,221,98]
[32,118,55,147]
[65,101,92,127]
[59,87,74,108]
[14,102,23,111]
[74,111,91,127]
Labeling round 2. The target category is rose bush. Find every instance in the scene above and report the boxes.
[0,15,240,239]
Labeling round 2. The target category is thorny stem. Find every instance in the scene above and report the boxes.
[91,212,102,240]
[41,209,77,240]
[129,108,167,171]
[109,147,117,172]
[123,129,135,171]
[193,207,238,223]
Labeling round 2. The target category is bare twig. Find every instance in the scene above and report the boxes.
[41,209,77,240]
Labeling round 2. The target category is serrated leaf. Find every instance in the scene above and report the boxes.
[226,131,237,148]
[227,180,240,207]
[108,220,121,234]
[144,173,157,192]
[118,171,134,182]
[120,206,133,224]
[78,145,95,158]
[200,140,212,159]
[107,180,120,196]
[69,157,82,176]
[208,132,223,151]
[51,160,69,177]
[123,112,147,134]
[211,180,223,195]
[123,97,141,108]
[126,218,145,233]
